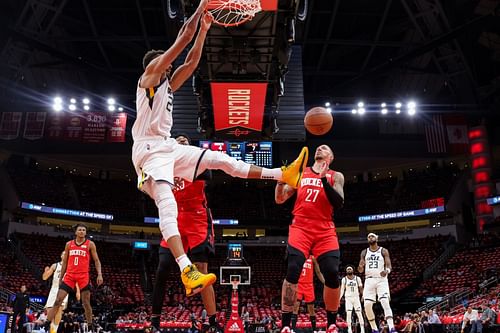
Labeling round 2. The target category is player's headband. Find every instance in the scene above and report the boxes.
[346,266,354,272]
[367,232,378,240]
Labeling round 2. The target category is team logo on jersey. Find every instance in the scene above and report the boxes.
[81,245,87,248]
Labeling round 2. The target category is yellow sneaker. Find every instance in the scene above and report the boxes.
[281,147,309,188]
[181,264,217,297]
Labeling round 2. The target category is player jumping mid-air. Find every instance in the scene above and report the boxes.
[132,0,308,297]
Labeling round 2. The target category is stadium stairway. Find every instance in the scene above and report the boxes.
[7,234,42,283]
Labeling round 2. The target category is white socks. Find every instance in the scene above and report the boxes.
[261,168,283,181]
[176,254,192,272]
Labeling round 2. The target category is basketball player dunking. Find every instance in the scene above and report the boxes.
[132,0,308,296]
[43,251,81,331]
[358,233,395,333]
[275,145,345,333]
[339,266,365,333]
[151,134,218,332]
[46,224,102,333]
[292,256,324,332]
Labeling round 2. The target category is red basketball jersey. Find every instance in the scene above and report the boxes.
[292,167,336,221]
[66,239,91,275]
[298,257,314,285]
[172,178,207,212]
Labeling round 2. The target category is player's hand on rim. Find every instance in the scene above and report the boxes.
[201,12,214,31]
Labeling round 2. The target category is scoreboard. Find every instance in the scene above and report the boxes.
[199,141,273,168]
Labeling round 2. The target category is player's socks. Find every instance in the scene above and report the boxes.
[326,311,337,328]
[209,314,217,327]
[310,315,316,332]
[291,314,297,330]
[386,318,394,330]
[176,254,192,271]
[49,322,58,333]
[282,312,292,328]
[368,320,378,331]
[261,168,283,180]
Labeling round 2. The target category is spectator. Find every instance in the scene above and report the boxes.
[480,303,497,330]
[10,285,29,333]
[462,306,480,333]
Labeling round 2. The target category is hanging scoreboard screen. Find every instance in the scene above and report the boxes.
[227,243,243,260]
[199,141,272,168]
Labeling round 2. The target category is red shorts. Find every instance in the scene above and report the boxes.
[161,208,214,258]
[297,283,315,303]
[288,216,339,258]
[61,273,90,292]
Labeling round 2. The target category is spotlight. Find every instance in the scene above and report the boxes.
[325,102,331,107]
[395,102,402,109]
[107,98,116,105]
[53,104,63,112]
[54,97,62,104]
[357,101,364,108]
[118,107,124,111]
[351,109,357,114]
[381,102,387,107]
[70,98,76,104]
[108,105,116,111]
[381,108,388,115]
[407,101,416,109]
[326,107,332,113]
[358,108,365,115]
[69,104,76,111]
[408,108,416,116]
[83,105,90,111]
[82,98,90,104]
[396,109,401,114]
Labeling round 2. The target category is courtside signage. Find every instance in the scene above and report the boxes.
[358,206,445,222]
[486,196,500,205]
[20,201,113,221]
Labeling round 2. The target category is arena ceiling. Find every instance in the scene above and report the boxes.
[0,0,499,112]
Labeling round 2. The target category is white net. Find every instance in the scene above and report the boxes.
[208,0,262,26]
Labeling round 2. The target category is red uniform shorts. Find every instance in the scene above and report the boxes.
[61,273,90,292]
[297,283,315,303]
[288,216,339,258]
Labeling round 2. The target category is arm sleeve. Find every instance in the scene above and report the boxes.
[321,177,344,209]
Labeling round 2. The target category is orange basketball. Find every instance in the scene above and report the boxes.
[304,107,333,135]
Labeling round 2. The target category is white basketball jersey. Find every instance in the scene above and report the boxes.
[132,78,174,140]
[343,275,362,297]
[365,247,385,278]
[51,262,62,289]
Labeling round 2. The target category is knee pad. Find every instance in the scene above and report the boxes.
[286,252,306,284]
[153,182,179,240]
[364,300,375,320]
[318,255,340,289]
[200,150,250,179]
[379,298,393,318]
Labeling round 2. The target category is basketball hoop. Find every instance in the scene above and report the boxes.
[231,280,240,290]
[207,0,262,27]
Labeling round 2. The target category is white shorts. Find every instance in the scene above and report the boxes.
[45,287,68,309]
[345,296,362,311]
[363,277,390,302]
[132,137,206,190]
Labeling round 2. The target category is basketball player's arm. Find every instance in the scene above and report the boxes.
[275,183,296,204]
[42,263,56,280]
[89,241,103,286]
[170,13,212,92]
[320,169,344,209]
[339,278,346,300]
[312,257,325,284]
[358,249,366,273]
[143,0,208,79]
[59,242,70,284]
[380,248,392,277]
[357,276,363,299]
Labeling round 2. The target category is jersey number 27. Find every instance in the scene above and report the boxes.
[305,189,320,202]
